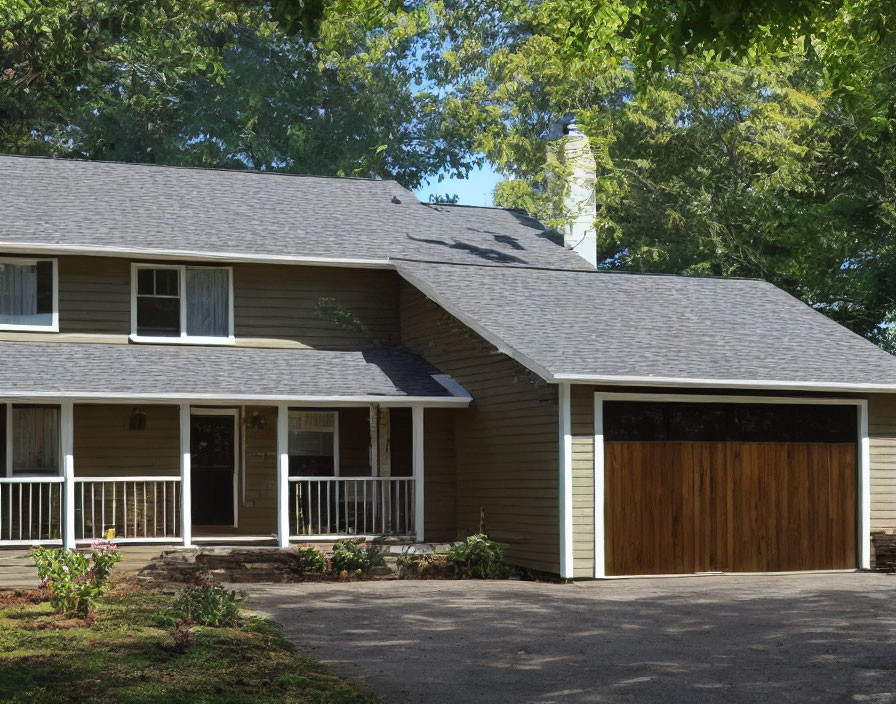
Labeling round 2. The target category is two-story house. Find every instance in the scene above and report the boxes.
[3,154,896,578]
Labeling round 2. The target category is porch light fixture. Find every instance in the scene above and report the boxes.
[246,409,266,431]
[129,407,147,431]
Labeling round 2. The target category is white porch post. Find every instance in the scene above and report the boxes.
[859,400,871,570]
[61,401,75,549]
[412,405,424,542]
[276,403,290,548]
[179,404,192,547]
[558,382,574,580]
[593,393,606,578]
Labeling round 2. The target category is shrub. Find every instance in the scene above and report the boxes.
[294,546,326,575]
[396,554,451,579]
[30,539,122,618]
[330,539,385,575]
[446,534,517,579]
[169,584,242,627]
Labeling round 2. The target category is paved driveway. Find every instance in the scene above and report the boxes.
[244,574,896,703]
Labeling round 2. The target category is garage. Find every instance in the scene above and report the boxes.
[602,399,858,576]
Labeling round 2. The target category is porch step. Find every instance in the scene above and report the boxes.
[136,541,460,586]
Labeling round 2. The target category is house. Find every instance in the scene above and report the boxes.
[2,153,896,579]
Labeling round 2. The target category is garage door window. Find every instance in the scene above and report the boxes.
[605,402,856,443]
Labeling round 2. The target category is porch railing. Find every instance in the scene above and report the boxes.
[0,477,64,545]
[288,477,415,538]
[74,477,182,543]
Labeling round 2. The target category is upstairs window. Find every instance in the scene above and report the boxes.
[0,258,57,331]
[132,264,232,342]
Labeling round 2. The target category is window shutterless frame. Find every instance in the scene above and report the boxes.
[0,257,59,332]
[130,263,235,345]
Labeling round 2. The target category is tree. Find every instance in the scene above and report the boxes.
[0,0,448,186]
[321,1,896,350]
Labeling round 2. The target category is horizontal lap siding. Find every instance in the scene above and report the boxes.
[424,409,457,542]
[869,396,896,532]
[58,257,131,334]
[233,264,400,347]
[400,282,559,573]
[571,386,595,578]
[48,256,404,346]
[73,404,179,476]
[240,406,277,534]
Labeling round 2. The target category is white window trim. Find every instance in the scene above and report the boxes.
[130,263,235,345]
[592,391,871,578]
[0,257,59,333]
[3,401,64,478]
[287,409,340,476]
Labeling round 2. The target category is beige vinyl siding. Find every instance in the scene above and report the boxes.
[233,264,400,347]
[239,406,277,535]
[423,408,457,542]
[73,404,179,477]
[869,395,896,533]
[571,385,595,578]
[26,255,403,346]
[400,282,559,573]
[58,257,131,334]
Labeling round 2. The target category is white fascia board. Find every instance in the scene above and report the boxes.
[0,392,472,407]
[0,241,392,269]
[394,266,555,381]
[553,373,896,394]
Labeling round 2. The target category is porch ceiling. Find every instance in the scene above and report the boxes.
[0,341,469,404]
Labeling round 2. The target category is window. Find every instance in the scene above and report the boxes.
[288,411,338,477]
[3,404,60,476]
[604,401,857,443]
[132,264,232,342]
[0,258,57,331]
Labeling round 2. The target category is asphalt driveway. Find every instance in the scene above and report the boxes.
[244,573,896,703]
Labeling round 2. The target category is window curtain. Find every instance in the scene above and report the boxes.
[0,263,37,324]
[186,268,229,337]
[12,406,60,474]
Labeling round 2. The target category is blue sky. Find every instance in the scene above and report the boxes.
[413,163,504,206]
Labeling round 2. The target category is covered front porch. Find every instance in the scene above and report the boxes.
[0,400,434,549]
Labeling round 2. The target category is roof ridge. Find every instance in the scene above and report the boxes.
[392,257,768,282]
[0,152,411,188]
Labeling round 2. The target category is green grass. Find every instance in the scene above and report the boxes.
[0,584,379,704]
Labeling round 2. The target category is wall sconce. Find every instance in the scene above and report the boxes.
[245,409,266,431]
[129,407,147,431]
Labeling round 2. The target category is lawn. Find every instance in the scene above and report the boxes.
[0,582,379,704]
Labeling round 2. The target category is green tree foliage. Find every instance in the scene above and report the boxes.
[0,0,447,185]
[322,1,896,350]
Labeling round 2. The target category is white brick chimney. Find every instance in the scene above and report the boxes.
[547,115,598,267]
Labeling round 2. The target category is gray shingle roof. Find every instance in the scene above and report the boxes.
[396,261,896,390]
[0,342,468,402]
[0,155,588,270]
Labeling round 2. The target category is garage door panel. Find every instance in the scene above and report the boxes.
[605,440,857,576]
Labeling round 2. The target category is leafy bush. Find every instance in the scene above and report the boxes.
[330,539,385,575]
[170,584,242,627]
[30,539,122,617]
[446,534,517,579]
[396,554,451,579]
[294,546,326,575]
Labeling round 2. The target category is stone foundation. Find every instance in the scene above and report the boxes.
[871,532,896,572]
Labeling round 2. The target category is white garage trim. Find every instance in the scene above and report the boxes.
[592,392,870,579]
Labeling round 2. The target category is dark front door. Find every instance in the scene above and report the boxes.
[191,413,236,526]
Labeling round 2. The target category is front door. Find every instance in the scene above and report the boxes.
[191,412,236,526]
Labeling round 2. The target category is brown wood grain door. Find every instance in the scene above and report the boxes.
[605,441,857,576]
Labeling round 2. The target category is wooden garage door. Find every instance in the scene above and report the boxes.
[604,402,857,576]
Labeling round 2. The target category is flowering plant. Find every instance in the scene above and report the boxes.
[31,539,122,618]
